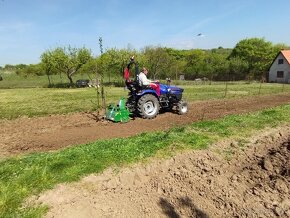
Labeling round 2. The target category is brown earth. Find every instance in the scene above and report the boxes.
[2,93,289,217]
[36,125,290,218]
[1,93,290,159]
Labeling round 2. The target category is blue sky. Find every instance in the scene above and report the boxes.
[0,0,290,66]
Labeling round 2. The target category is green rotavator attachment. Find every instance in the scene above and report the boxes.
[105,97,130,123]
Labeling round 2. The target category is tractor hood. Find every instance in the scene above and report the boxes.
[159,84,184,95]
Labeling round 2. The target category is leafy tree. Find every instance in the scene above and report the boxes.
[79,58,98,76]
[181,48,232,81]
[25,64,44,76]
[166,58,186,80]
[204,52,228,82]
[40,50,56,85]
[141,46,173,80]
[15,64,28,70]
[41,46,92,85]
[4,64,16,71]
[97,48,135,83]
[230,38,277,79]
[164,48,187,61]
[227,57,249,80]
[15,64,43,76]
[183,49,206,79]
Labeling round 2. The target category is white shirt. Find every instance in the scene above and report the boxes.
[138,72,152,86]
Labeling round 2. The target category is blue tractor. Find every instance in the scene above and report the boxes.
[124,57,188,119]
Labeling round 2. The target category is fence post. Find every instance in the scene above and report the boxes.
[224,81,228,98]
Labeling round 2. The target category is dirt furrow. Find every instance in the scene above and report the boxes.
[1,93,290,158]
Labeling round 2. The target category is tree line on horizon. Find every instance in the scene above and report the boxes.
[0,37,288,86]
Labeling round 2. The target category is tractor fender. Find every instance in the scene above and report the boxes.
[137,89,159,98]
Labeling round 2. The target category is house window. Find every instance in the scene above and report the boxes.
[278,59,284,64]
[277,71,284,78]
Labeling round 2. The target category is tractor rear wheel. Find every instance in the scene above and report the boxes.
[137,94,160,119]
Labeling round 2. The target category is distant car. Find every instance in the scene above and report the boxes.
[76,79,89,88]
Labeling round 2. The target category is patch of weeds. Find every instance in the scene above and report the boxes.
[223,147,234,161]
[260,109,277,116]
[237,139,248,148]
[171,126,186,133]
[17,204,48,218]
[192,120,232,137]
[182,134,210,150]
[154,143,186,158]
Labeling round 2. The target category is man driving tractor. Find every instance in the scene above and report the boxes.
[138,67,160,96]
[122,56,187,119]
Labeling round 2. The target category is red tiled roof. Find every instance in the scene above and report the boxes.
[281,50,290,65]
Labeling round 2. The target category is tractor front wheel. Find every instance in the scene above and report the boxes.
[177,101,188,115]
[137,94,160,119]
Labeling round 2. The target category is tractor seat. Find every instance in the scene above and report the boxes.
[125,80,140,91]
[137,80,151,90]
[125,79,153,92]
[125,80,134,88]
[125,79,133,86]
[141,85,151,90]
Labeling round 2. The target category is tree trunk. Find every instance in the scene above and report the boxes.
[46,73,51,86]
[68,75,73,85]
[45,67,51,87]
[67,70,74,86]
[46,68,51,86]
[67,72,73,86]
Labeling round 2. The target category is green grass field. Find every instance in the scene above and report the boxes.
[0,80,289,120]
[0,71,124,89]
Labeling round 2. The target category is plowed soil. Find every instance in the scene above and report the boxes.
[37,124,290,218]
[2,93,290,217]
[1,94,290,159]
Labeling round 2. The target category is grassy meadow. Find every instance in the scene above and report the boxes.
[0,72,290,119]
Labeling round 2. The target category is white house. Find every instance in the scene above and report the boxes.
[268,50,290,83]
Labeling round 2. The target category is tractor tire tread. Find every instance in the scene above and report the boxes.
[137,94,160,119]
